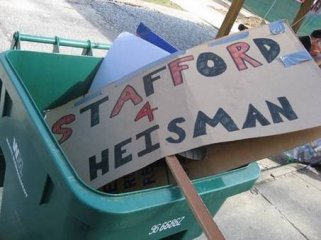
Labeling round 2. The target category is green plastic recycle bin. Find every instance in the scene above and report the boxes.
[0,39,260,240]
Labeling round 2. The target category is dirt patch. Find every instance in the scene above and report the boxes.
[237,16,264,28]
[208,2,264,29]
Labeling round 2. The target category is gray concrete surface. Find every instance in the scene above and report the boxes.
[1,1,321,240]
[70,0,217,50]
[214,188,307,240]
[0,0,217,53]
[0,0,110,55]
[196,161,321,240]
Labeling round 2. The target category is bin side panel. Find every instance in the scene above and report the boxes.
[6,51,102,110]
[0,51,260,240]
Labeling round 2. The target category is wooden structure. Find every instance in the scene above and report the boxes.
[291,0,314,33]
[216,0,315,38]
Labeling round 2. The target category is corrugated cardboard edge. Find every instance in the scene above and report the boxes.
[201,126,321,175]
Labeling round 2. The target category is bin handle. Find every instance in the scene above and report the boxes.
[11,31,111,56]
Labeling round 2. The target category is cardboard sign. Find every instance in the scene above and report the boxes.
[100,126,321,193]
[46,22,321,189]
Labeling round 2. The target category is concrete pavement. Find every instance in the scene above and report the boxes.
[0,0,111,55]
[207,161,321,240]
[0,0,217,53]
[0,1,321,240]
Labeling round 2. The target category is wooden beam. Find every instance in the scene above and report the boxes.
[165,155,225,240]
[215,0,245,39]
[291,0,314,33]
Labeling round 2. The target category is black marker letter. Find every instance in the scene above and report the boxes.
[193,109,239,138]
[266,97,298,123]
[166,117,186,143]
[80,96,109,127]
[242,104,271,129]
[143,66,166,97]
[114,138,132,168]
[197,52,227,77]
[253,38,280,63]
[89,148,109,181]
[136,125,160,157]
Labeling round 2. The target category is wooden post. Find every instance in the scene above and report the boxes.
[215,0,245,39]
[291,0,314,33]
[165,155,225,240]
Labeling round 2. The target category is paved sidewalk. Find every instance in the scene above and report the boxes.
[197,159,321,240]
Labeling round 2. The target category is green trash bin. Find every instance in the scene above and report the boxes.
[0,46,260,240]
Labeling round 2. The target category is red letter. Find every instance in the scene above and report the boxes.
[110,85,143,118]
[51,114,75,144]
[227,42,262,71]
[134,102,158,122]
[168,55,194,86]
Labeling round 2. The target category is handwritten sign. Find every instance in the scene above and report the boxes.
[46,22,321,188]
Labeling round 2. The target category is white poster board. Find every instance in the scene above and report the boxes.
[46,22,321,188]
[88,32,170,93]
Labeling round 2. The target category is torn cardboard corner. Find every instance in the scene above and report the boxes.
[46,22,321,189]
